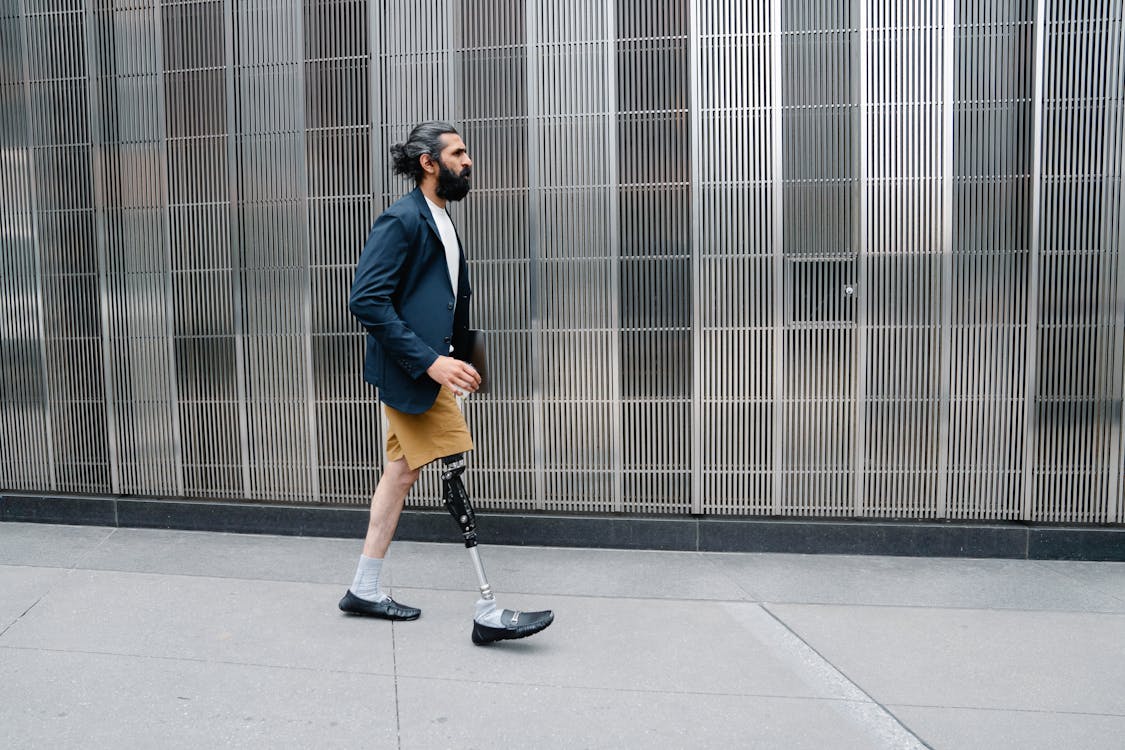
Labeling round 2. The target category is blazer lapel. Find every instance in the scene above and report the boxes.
[411,187,460,293]
[410,188,443,245]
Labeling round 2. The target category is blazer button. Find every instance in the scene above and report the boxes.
[447,302,454,310]
[443,336,451,344]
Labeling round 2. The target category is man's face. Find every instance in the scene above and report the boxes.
[428,133,472,201]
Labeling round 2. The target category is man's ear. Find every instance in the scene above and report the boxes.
[420,153,438,174]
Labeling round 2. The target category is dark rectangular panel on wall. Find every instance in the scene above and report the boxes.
[949,0,1033,520]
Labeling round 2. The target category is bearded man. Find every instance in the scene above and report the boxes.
[341,121,554,645]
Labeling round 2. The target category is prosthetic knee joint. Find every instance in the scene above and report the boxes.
[441,454,493,600]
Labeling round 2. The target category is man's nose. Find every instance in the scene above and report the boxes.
[464,155,473,168]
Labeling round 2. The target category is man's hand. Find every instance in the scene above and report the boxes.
[427,355,481,396]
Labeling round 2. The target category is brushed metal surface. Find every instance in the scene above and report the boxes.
[1,0,1122,523]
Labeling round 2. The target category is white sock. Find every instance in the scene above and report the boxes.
[350,555,389,602]
[474,597,506,627]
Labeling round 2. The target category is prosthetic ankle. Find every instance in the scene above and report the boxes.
[441,454,494,601]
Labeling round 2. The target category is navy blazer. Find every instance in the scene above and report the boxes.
[349,188,472,414]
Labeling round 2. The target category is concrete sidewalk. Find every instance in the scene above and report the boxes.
[1,522,1123,749]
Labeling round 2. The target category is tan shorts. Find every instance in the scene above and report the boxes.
[384,387,474,470]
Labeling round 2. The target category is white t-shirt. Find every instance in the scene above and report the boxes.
[424,195,460,299]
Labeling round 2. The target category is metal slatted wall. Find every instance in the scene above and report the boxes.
[167,0,248,499]
[951,0,1034,520]
[1034,0,1124,522]
[696,2,773,514]
[863,3,944,517]
[781,0,858,515]
[2,0,1124,525]
[618,1,693,513]
[305,0,375,503]
[0,1,51,491]
[531,0,619,513]
[97,1,181,497]
[17,2,114,494]
[458,0,532,511]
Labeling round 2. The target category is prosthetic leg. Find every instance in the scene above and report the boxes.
[441,454,554,644]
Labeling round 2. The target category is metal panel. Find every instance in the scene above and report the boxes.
[306,0,380,504]
[936,0,955,519]
[528,0,621,513]
[780,0,859,516]
[1032,0,1125,522]
[861,1,945,518]
[234,0,312,501]
[18,3,115,494]
[948,0,1035,520]
[697,1,773,515]
[1113,2,1125,525]
[166,0,248,499]
[524,0,546,510]
[1,2,55,491]
[617,0,692,514]
[93,1,185,497]
[769,0,784,516]
[84,0,122,496]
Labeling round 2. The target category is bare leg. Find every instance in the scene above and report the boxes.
[339,457,423,620]
[363,457,420,558]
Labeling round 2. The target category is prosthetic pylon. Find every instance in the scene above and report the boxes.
[441,453,555,644]
[440,453,494,601]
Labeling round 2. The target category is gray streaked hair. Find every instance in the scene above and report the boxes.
[389,121,460,183]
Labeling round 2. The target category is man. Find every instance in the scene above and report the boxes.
[341,121,554,645]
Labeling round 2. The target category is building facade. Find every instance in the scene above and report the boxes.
[2,0,1124,523]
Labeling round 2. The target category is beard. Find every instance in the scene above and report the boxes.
[435,161,471,201]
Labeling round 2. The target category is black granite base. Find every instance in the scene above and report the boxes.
[2,491,1123,561]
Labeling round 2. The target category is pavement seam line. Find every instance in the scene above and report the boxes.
[69,526,119,572]
[391,619,403,750]
[0,557,83,639]
[0,643,399,678]
[885,701,1125,720]
[16,566,1125,616]
[393,671,897,702]
[752,602,934,750]
[695,551,762,601]
[384,585,1125,616]
[727,597,1125,617]
[0,643,921,705]
[1028,559,1125,606]
[0,595,48,639]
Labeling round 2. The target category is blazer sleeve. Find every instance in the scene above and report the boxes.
[349,212,440,379]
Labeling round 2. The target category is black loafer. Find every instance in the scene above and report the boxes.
[339,590,421,621]
[472,609,554,645]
